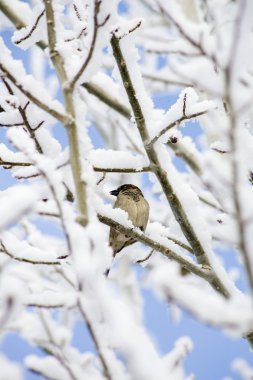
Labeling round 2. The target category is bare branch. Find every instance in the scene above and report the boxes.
[13,10,45,45]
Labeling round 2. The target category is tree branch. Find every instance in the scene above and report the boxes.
[93,166,151,173]
[13,10,45,46]
[0,243,61,266]
[2,79,43,154]
[150,111,207,145]
[82,82,132,119]
[77,298,113,380]
[110,32,230,298]
[70,0,110,89]
[0,67,67,124]
[0,1,47,50]
[98,213,219,288]
[43,0,88,226]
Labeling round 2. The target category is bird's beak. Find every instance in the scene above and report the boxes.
[110,189,119,196]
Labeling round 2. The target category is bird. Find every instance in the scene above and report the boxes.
[109,184,149,257]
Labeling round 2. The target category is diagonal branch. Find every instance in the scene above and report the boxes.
[0,67,68,124]
[98,213,219,287]
[110,32,230,298]
[0,1,47,50]
[157,2,218,68]
[2,79,43,154]
[150,110,207,145]
[82,82,131,119]
[70,0,110,90]
[43,0,88,226]
[13,10,45,45]
[0,4,202,180]
[77,298,113,380]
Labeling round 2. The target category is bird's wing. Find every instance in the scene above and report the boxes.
[113,195,138,224]
[136,197,149,231]
[109,195,138,256]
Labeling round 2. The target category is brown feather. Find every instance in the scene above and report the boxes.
[109,185,149,256]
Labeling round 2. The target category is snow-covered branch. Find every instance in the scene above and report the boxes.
[1,0,253,378]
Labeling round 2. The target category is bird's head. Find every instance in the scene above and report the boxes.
[110,184,143,197]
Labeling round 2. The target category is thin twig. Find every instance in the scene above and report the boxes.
[77,298,113,380]
[157,2,218,68]
[150,110,207,145]
[0,1,47,49]
[0,243,60,266]
[10,142,73,256]
[0,69,68,124]
[142,72,191,87]
[93,166,150,173]
[0,160,31,167]
[70,0,110,89]
[166,139,202,175]
[223,0,253,294]
[0,122,24,127]
[13,10,45,45]
[96,172,106,185]
[0,296,15,331]
[2,78,43,153]
[136,249,154,264]
[39,311,79,380]
[27,303,65,309]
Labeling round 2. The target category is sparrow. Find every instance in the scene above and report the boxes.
[109,184,149,257]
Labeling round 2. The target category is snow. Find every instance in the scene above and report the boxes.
[0,231,60,263]
[0,185,40,231]
[112,18,155,127]
[0,38,65,118]
[89,149,149,170]
[1,1,253,379]
[149,259,253,335]
[154,143,240,295]
[232,359,253,380]
[25,355,72,380]
[150,88,215,141]
[0,143,27,163]
[24,291,77,308]
[0,0,31,25]
[0,355,23,380]
[12,3,46,50]
[164,337,193,378]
